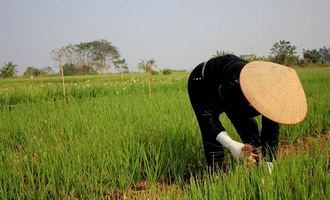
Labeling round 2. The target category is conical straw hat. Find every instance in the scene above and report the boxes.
[240,61,307,124]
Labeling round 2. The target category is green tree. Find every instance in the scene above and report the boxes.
[302,49,321,64]
[51,39,121,74]
[270,40,298,65]
[79,65,97,75]
[0,62,17,78]
[23,66,45,77]
[138,59,156,73]
[113,57,129,73]
[318,46,330,63]
[162,69,172,75]
[62,63,77,76]
[84,39,120,73]
[213,50,233,58]
[113,57,128,82]
[138,59,156,98]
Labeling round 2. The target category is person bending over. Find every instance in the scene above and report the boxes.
[188,54,307,169]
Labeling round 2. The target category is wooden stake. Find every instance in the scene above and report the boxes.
[121,65,124,83]
[148,69,151,98]
[59,60,66,99]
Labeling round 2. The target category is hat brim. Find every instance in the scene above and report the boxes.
[240,61,307,124]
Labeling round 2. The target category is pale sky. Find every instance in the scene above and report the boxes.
[1,0,329,74]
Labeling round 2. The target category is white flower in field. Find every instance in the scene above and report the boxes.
[85,82,91,87]
[130,77,137,83]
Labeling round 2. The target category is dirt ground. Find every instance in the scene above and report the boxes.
[279,131,330,158]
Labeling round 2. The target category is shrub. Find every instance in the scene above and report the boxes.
[162,69,172,75]
[151,70,159,75]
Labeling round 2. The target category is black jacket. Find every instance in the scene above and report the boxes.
[188,55,279,162]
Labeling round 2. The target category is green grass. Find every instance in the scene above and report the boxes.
[0,68,329,199]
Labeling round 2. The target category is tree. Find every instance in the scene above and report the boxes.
[0,62,17,78]
[318,46,330,63]
[162,69,172,75]
[213,50,233,58]
[40,67,56,75]
[23,66,45,77]
[62,63,77,76]
[138,59,156,73]
[113,57,129,82]
[51,39,121,74]
[88,39,120,73]
[113,57,129,73]
[302,49,321,64]
[50,46,68,98]
[270,40,298,65]
[138,59,156,98]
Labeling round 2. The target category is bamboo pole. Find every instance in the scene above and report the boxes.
[59,60,66,99]
[147,63,152,98]
[121,65,124,83]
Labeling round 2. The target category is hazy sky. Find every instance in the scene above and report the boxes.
[1,0,329,73]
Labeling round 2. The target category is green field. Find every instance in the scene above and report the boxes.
[0,68,329,199]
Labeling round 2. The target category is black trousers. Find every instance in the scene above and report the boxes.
[188,64,279,166]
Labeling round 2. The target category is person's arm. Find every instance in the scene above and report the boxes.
[261,116,280,161]
[199,102,225,135]
[216,131,246,159]
[202,103,253,159]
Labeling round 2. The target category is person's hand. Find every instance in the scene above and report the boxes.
[227,139,245,158]
[216,131,258,162]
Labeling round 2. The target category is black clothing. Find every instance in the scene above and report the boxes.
[188,55,279,166]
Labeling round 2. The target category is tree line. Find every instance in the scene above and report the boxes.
[51,39,128,76]
[215,40,330,66]
[1,40,330,78]
[269,40,330,66]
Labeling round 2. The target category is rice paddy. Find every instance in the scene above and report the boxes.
[0,67,329,199]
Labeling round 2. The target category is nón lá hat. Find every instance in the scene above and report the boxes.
[240,61,307,124]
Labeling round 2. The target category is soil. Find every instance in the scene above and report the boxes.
[279,131,330,158]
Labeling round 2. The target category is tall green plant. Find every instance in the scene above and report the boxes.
[0,61,17,78]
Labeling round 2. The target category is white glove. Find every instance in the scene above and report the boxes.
[216,131,244,158]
